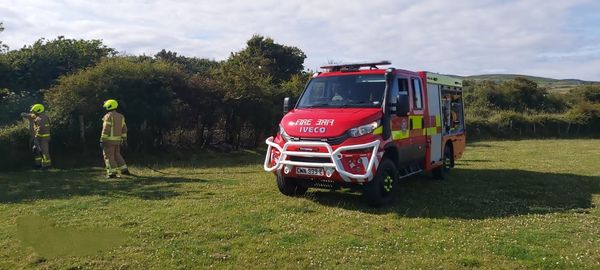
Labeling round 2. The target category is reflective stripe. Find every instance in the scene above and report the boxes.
[409,115,423,129]
[36,133,50,138]
[373,126,383,135]
[103,121,113,126]
[101,135,122,141]
[392,130,409,140]
[435,115,442,127]
[42,157,51,166]
[424,127,439,135]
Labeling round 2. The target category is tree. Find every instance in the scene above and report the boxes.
[214,36,307,147]
[281,72,311,99]
[0,36,115,93]
[155,49,220,75]
[0,22,8,91]
[569,85,600,103]
[242,35,306,84]
[217,50,274,147]
[0,22,7,52]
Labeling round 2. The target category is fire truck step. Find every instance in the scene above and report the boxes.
[398,163,423,179]
[398,169,422,179]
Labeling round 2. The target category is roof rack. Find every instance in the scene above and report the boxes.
[320,61,391,72]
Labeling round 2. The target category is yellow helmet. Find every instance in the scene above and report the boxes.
[103,99,118,111]
[30,104,45,114]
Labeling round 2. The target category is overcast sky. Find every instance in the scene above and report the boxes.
[1,0,599,80]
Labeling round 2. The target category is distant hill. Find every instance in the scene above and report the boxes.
[452,74,599,93]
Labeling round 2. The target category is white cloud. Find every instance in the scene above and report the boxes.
[0,0,598,80]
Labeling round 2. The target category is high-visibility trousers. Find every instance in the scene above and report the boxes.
[34,138,51,168]
[102,141,127,175]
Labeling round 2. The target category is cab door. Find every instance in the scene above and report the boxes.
[390,76,412,165]
[408,77,427,162]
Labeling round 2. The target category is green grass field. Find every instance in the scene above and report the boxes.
[1,140,599,269]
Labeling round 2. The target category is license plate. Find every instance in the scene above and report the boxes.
[296,167,324,176]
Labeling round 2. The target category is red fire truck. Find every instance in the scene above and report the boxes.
[264,61,465,206]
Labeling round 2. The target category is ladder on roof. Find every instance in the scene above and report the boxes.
[320,61,391,72]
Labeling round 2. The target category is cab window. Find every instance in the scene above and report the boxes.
[397,78,409,97]
[412,78,423,110]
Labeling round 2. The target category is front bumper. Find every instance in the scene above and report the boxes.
[263,137,381,183]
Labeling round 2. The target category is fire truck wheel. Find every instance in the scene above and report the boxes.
[433,146,453,180]
[364,158,398,207]
[276,175,308,196]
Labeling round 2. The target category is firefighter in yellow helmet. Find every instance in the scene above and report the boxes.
[100,99,130,178]
[21,104,52,169]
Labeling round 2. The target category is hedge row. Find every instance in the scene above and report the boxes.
[466,110,600,140]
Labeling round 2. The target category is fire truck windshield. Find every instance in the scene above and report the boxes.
[297,75,385,109]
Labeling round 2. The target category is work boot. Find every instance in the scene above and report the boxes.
[121,169,131,176]
[106,173,118,179]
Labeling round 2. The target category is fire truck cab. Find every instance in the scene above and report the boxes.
[264,61,465,206]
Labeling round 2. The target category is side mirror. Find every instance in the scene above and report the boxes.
[283,97,290,113]
[396,95,410,116]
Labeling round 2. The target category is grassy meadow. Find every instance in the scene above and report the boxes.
[0,140,599,269]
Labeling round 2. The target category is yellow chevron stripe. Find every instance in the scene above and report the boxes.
[392,130,409,140]
[409,115,423,129]
[425,127,439,135]
[373,126,383,135]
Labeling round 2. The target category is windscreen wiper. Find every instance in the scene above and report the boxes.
[301,103,330,108]
[340,101,378,107]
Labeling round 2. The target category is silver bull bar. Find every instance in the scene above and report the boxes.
[263,137,381,180]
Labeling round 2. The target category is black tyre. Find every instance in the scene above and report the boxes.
[276,174,308,196]
[433,145,453,180]
[363,158,398,207]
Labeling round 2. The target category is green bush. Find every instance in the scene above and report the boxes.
[0,122,32,171]
[466,108,599,140]
[45,57,187,151]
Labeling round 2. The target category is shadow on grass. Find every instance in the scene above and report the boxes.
[0,168,207,203]
[4,150,265,172]
[306,168,600,219]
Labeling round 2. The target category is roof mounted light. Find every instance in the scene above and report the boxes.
[320,61,392,72]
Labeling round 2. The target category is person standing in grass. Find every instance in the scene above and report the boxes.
[21,104,52,169]
[100,99,130,178]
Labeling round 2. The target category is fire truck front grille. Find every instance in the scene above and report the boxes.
[289,156,332,163]
[288,133,350,145]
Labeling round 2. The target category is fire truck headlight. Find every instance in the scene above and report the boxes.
[279,125,291,141]
[349,121,380,137]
